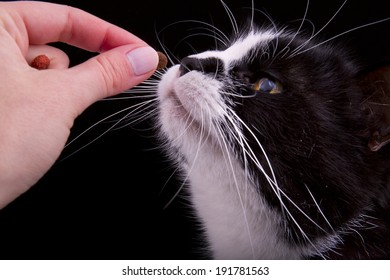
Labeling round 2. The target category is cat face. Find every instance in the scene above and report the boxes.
[157,25,390,259]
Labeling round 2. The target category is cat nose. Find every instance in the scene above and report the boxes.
[179,56,223,76]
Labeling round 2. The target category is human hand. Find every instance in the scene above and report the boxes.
[0,1,159,208]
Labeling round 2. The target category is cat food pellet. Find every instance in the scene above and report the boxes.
[30,54,50,70]
[157,51,168,70]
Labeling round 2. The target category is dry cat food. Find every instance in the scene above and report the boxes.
[157,51,168,70]
[30,54,50,70]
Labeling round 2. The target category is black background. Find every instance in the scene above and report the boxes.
[0,0,389,259]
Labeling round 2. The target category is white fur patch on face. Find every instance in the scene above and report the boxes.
[189,30,277,70]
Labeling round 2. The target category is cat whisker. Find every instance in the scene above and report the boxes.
[290,0,349,57]
[163,177,187,210]
[367,102,390,107]
[219,0,239,35]
[249,0,255,32]
[213,60,223,80]
[104,93,157,100]
[155,24,185,68]
[305,184,335,232]
[225,92,257,99]
[277,0,311,59]
[158,164,182,198]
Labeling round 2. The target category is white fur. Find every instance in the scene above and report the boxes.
[189,30,277,70]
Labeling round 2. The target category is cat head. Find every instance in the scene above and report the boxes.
[157,24,390,257]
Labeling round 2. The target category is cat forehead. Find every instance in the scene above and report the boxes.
[189,30,278,65]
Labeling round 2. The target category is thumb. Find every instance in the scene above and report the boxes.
[68,44,158,108]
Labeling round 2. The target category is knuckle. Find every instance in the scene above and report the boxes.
[95,54,128,96]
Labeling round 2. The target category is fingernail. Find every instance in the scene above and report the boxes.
[127,47,158,76]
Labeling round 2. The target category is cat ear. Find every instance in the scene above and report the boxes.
[361,64,390,151]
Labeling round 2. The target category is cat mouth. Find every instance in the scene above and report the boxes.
[168,89,190,116]
[170,90,183,107]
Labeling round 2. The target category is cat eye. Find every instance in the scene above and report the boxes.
[252,78,283,94]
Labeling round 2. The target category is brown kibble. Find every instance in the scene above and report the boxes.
[30,54,50,70]
[157,51,168,70]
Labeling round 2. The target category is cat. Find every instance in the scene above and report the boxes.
[153,2,390,259]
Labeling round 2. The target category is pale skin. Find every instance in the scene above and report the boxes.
[0,1,159,209]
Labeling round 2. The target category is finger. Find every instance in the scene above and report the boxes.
[66,45,158,111]
[2,1,145,53]
[27,45,70,69]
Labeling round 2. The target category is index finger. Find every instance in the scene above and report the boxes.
[3,1,146,52]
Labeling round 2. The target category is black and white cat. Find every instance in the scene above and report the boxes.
[154,4,390,259]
